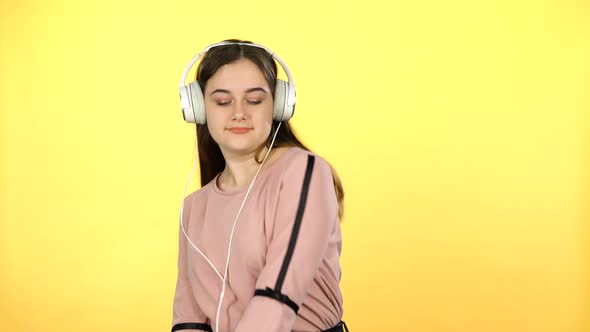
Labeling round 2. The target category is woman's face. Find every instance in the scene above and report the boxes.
[204,58,273,156]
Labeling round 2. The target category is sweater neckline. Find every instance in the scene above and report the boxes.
[211,147,299,196]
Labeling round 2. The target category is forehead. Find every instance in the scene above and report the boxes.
[205,58,269,92]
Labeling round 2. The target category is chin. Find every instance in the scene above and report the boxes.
[221,141,261,154]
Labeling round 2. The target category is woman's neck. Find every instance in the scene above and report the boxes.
[217,146,289,192]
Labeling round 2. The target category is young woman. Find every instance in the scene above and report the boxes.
[172,39,348,332]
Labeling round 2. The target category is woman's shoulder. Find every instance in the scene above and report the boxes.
[278,146,333,183]
[301,146,332,166]
[283,146,330,166]
[182,176,217,209]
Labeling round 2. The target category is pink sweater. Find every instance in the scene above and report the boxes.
[172,147,344,332]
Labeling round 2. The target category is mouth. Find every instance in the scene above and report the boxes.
[227,127,252,134]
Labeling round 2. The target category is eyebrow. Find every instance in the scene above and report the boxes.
[209,87,268,96]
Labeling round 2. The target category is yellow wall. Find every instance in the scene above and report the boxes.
[0,0,588,331]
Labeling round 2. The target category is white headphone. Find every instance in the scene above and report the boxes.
[178,41,294,332]
[179,41,297,124]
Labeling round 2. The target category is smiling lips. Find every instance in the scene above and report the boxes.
[228,127,252,134]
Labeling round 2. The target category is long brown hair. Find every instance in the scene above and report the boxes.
[193,39,345,220]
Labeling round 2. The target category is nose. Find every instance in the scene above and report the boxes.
[231,100,246,120]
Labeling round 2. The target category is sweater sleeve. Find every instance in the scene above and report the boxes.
[234,153,339,332]
[171,196,212,332]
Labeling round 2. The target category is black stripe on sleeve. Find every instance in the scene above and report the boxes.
[171,322,213,332]
[275,154,315,293]
[253,155,315,314]
[254,286,299,313]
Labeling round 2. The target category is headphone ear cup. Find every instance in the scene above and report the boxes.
[188,81,206,124]
[273,79,293,121]
[179,86,193,123]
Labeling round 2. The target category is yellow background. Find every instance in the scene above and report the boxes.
[1,0,588,331]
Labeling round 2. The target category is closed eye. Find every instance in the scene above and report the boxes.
[247,100,262,105]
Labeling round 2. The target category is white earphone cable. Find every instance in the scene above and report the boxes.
[179,122,283,332]
[180,141,224,281]
[214,121,282,332]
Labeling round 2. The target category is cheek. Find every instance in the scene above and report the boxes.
[205,106,228,124]
[254,108,273,130]
[204,109,227,139]
[259,102,274,120]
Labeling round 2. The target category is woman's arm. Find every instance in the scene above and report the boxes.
[234,153,339,332]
